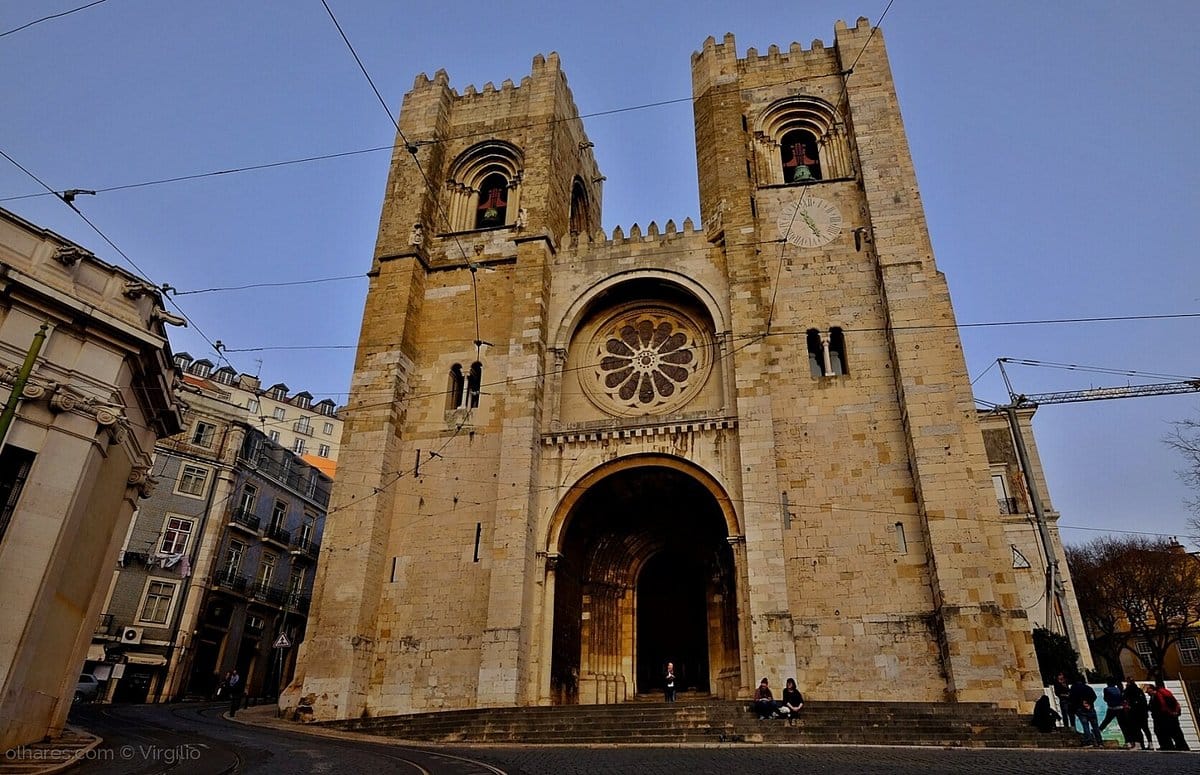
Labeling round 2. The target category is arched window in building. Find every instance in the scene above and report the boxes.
[448,362,482,409]
[807,327,849,378]
[475,173,509,229]
[466,362,482,408]
[806,329,824,377]
[828,327,848,376]
[446,141,524,232]
[448,364,465,411]
[569,177,590,235]
[780,129,822,182]
[753,96,851,186]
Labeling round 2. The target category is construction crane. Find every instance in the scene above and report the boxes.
[987,358,1200,656]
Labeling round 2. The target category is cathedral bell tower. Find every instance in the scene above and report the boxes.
[690,20,1039,704]
[284,53,603,718]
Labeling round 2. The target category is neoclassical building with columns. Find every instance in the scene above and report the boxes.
[284,20,1054,720]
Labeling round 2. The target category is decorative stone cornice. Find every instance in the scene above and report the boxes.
[52,245,92,267]
[542,417,738,446]
[127,466,157,498]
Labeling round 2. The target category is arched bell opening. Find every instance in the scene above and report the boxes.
[547,463,741,704]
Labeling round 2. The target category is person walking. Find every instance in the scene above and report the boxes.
[663,662,677,703]
[1098,677,1130,747]
[1124,680,1152,750]
[227,669,244,718]
[1069,674,1102,747]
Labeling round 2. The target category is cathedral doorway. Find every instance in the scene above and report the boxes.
[547,459,741,704]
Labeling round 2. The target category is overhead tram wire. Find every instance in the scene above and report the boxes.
[0,146,240,374]
[0,59,849,204]
[319,0,485,353]
[0,0,110,39]
[212,308,1200,421]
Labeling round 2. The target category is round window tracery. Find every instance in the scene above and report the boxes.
[582,306,712,415]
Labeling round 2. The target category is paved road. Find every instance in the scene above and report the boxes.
[65,702,1197,775]
[68,703,503,775]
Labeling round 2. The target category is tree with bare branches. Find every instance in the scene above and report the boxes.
[1065,536,1200,680]
[1166,416,1200,541]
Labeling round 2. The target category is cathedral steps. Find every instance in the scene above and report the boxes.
[323,700,1078,748]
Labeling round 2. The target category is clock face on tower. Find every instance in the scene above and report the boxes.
[778,196,843,248]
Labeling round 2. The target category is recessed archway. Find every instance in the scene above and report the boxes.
[546,459,742,704]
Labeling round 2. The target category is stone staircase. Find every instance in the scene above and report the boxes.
[323,699,1080,748]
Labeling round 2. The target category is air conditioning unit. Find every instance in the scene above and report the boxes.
[120,626,144,645]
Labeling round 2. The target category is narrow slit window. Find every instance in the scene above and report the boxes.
[806,329,824,377]
[448,364,465,410]
[828,327,847,375]
[467,362,482,408]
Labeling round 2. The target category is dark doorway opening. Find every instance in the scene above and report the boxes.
[550,463,739,704]
[637,549,710,694]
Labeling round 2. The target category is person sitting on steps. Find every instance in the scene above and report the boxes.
[751,677,788,720]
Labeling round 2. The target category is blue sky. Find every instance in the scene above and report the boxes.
[2,1,1198,548]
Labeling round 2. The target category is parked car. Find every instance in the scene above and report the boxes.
[74,673,100,703]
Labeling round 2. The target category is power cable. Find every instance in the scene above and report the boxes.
[0,0,109,39]
[0,146,239,373]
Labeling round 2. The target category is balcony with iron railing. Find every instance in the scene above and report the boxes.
[229,508,261,533]
[997,497,1021,515]
[293,421,313,437]
[263,523,291,547]
[212,567,249,595]
[250,581,286,606]
[289,537,318,559]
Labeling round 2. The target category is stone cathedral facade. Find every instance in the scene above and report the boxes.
[283,19,1045,720]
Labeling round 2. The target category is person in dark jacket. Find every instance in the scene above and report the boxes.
[1098,677,1131,747]
[751,678,787,719]
[781,678,804,725]
[1053,672,1076,731]
[1124,680,1152,750]
[1032,695,1061,733]
[1069,675,1102,746]
[1146,681,1190,751]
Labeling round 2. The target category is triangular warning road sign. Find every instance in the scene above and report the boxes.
[273,633,292,648]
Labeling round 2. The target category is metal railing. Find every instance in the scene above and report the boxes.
[229,508,261,531]
[213,568,249,594]
[997,497,1021,515]
[264,523,291,545]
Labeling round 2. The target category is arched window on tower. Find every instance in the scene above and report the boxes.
[753,96,851,186]
[806,329,824,377]
[475,173,509,229]
[780,129,822,183]
[448,364,465,411]
[448,362,482,409]
[446,141,524,232]
[806,327,849,378]
[466,362,482,408]
[569,177,590,235]
[828,327,848,376]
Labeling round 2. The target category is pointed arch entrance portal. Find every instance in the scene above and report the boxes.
[547,460,742,704]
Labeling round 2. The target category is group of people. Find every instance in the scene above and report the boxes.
[1047,672,1190,751]
[751,677,805,721]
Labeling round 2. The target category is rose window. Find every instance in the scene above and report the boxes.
[583,307,711,414]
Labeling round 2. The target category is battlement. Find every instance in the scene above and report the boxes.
[691,18,873,85]
[409,52,564,102]
[560,218,706,256]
